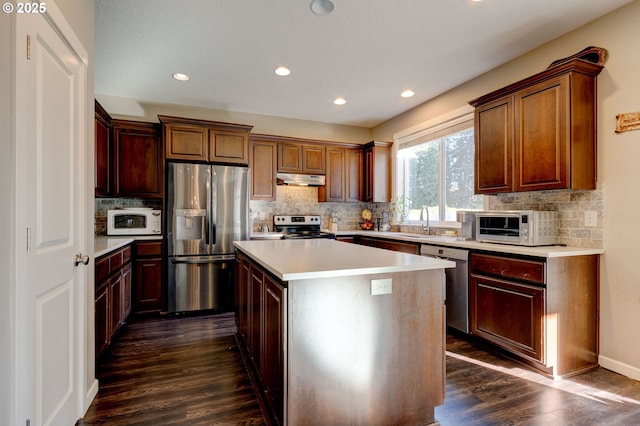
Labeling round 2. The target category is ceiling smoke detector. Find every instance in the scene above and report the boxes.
[310,0,335,15]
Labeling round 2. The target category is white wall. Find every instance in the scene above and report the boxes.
[373,0,640,380]
[1,10,14,426]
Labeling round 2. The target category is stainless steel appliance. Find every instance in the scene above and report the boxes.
[456,210,476,240]
[475,210,558,246]
[421,245,469,334]
[273,215,335,239]
[107,208,161,235]
[166,163,249,313]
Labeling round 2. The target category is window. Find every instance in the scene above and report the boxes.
[395,112,482,223]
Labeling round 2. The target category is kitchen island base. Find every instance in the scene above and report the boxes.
[235,241,449,426]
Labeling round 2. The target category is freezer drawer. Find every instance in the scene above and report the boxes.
[168,255,235,313]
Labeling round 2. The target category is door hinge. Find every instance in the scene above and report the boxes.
[26,34,31,60]
[26,227,32,252]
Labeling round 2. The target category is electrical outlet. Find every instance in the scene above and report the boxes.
[371,278,392,295]
[584,211,597,227]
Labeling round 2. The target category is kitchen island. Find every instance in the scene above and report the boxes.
[233,239,454,426]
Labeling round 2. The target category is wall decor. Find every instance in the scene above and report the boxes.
[615,111,640,133]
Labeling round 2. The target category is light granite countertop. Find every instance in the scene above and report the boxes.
[94,235,162,258]
[234,239,454,281]
[334,230,604,258]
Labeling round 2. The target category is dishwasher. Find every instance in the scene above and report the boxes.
[420,245,469,334]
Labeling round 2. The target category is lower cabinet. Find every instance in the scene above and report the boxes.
[95,244,132,359]
[356,235,420,254]
[133,240,163,313]
[235,252,286,425]
[470,251,599,378]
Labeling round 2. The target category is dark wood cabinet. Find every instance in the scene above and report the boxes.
[356,235,420,254]
[133,241,163,313]
[363,141,391,202]
[469,251,599,378]
[262,273,285,423]
[112,120,163,198]
[94,100,112,197]
[95,244,133,359]
[160,115,252,165]
[277,142,325,174]
[235,253,286,425]
[249,138,277,201]
[469,59,603,194]
[319,147,363,203]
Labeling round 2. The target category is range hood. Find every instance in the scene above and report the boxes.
[276,172,326,186]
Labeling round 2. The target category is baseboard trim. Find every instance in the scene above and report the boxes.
[598,355,640,381]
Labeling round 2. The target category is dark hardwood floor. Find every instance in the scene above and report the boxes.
[79,313,640,426]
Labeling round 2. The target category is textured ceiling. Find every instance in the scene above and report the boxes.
[95,0,632,128]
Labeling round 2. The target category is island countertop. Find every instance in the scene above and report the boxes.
[233,239,454,281]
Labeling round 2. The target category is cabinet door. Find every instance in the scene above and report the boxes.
[134,258,163,312]
[112,121,163,198]
[277,143,302,173]
[210,129,249,164]
[319,147,345,202]
[94,285,109,358]
[236,255,251,339]
[248,267,264,375]
[474,96,513,194]
[302,145,325,174]
[514,75,569,191]
[363,142,391,202]
[470,274,545,362]
[250,140,277,201]
[164,124,208,161]
[109,273,122,337]
[121,262,132,321]
[346,148,363,202]
[357,236,420,254]
[94,100,111,196]
[263,274,285,424]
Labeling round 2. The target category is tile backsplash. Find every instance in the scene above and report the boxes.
[485,181,604,248]
[250,186,392,232]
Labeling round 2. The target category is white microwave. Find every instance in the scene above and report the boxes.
[107,208,162,236]
[475,210,558,246]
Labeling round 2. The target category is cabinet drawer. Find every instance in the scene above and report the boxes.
[136,241,162,257]
[95,256,110,283]
[122,245,133,263]
[471,253,545,285]
[110,250,124,271]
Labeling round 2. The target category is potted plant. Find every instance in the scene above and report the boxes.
[394,193,411,223]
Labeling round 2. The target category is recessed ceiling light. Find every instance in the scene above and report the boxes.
[172,73,189,81]
[274,66,291,76]
[334,97,346,105]
[401,90,415,98]
[310,0,335,15]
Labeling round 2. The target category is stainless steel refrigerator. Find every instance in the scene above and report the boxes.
[166,162,249,313]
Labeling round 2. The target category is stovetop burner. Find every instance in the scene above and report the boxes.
[273,215,335,239]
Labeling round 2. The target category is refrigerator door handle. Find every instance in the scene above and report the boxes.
[170,255,235,265]
[209,166,217,252]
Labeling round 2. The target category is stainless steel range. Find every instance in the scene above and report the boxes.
[273,215,335,239]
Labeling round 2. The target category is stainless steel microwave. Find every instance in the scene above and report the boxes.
[107,208,162,235]
[475,210,558,246]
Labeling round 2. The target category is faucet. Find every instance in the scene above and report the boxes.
[419,206,429,235]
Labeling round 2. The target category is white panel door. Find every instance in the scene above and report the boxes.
[14,8,88,426]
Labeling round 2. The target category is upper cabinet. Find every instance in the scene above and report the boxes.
[249,136,277,201]
[95,100,112,197]
[363,141,392,202]
[469,59,603,194]
[112,120,164,199]
[277,143,325,174]
[319,146,363,202]
[159,115,253,165]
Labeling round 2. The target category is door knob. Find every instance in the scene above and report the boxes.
[74,253,90,267]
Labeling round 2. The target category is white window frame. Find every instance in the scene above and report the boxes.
[392,105,484,226]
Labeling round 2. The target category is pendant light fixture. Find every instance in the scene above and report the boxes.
[310,0,335,15]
